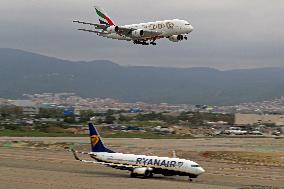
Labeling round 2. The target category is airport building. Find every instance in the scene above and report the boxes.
[10,100,39,115]
[235,113,284,126]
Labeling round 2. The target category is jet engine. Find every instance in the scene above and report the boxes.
[131,29,144,38]
[107,25,119,33]
[168,35,184,42]
[131,167,153,178]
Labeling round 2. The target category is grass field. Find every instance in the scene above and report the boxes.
[0,129,193,139]
[0,130,85,137]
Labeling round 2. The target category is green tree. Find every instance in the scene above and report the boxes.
[80,110,94,122]
[0,106,22,118]
[106,109,115,115]
[177,112,189,121]
[118,114,132,122]
[105,115,116,124]
[64,116,76,123]
[136,112,163,121]
[96,118,103,124]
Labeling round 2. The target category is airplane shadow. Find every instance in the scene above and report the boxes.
[78,170,190,183]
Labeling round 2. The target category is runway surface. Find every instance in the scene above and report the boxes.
[0,137,283,189]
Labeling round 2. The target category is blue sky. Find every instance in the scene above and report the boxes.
[0,0,283,69]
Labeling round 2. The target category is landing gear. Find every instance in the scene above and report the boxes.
[133,40,149,45]
[133,39,157,46]
[130,171,153,179]
[150,37,157,45]
[144,170,153,178]
[130,172,137,178]
[184,36,188,40]
[188,177,193,182]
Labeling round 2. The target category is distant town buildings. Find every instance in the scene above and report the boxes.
[235,113,284,126]
[1,93,283,137]
[9,100,39,115]
[18,93,198,113]
[218,97,284,114]
[1,93,284,115]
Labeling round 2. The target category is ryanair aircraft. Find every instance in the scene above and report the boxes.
[71,123,205,182]
[73,6,194,45]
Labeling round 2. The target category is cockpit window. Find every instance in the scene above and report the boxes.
[191,165,200,167]
[185,24,191,25]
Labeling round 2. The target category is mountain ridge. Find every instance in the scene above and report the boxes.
[1,48,284,105]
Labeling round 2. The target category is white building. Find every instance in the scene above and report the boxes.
[10,100,39,115]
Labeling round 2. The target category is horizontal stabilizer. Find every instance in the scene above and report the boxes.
[73,20,108,30]
[71,149,81,160]
[71,149,137,169]
[77,29,107,34]
[73,20,97,26]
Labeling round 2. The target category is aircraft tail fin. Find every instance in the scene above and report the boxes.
[94,6,115,26]
[88,123,115,153]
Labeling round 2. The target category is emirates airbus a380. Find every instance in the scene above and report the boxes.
[73,6,194,45]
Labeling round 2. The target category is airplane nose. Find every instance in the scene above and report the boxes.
[187,25,193,33]
[198,167,205,174]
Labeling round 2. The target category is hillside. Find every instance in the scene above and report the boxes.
[1,48,284,105]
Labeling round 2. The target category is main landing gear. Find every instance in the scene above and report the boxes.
[133,40,149,45]
[130,171,153,179]
[150,37,157,45]
[150,41,157,45]
[188,176,193,182]
[133,40,157,46]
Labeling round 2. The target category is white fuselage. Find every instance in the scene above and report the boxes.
[91,152,205,176]
[100,19,194,41]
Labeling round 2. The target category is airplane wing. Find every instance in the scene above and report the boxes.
[116,26,163,38]
[143,30,163,38]
[77,28,108,34]
[73,20,162,39]
[73,20,108,30]
[71,149,138,170]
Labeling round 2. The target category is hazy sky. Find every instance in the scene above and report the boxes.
[0,0,283,69]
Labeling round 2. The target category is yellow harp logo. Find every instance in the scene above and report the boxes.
[90,135,100,146]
